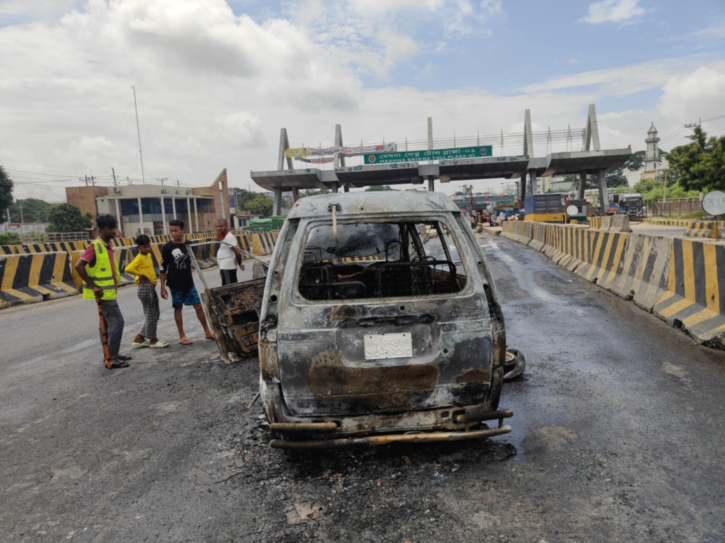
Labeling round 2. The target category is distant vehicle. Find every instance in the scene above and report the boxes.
[610,193,645,218]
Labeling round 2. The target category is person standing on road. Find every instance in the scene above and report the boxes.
[75,214,131,369]
[215,218,245,286]
[159,219,214,345]
[125,234,169,350]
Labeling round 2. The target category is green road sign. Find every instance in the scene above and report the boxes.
[364,145,493,165]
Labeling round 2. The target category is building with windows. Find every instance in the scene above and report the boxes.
[66,169,231,237]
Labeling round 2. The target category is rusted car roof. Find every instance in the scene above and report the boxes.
[289,191,461,219]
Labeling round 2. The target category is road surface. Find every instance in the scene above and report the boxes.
[2,237,725,542]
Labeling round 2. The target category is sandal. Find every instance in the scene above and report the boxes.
[117,354,133,361]
[149,341,169,348]
[133,340,150,348]
[108,360,130,369]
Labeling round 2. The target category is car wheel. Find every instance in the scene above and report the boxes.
[504,348,526,381]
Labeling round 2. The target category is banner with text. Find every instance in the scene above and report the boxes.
[364,145,493,164]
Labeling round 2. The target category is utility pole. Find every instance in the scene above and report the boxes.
[156,177,168,186]
[176,179,180,187]
[662,169,669,203]
[82,175,88,187]
[112,167,117,187]
[89,175,95,187]
[20,204,24,224]
[131,84,146,184]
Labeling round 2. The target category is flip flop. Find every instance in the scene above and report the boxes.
[133,340,150,348]
[179,338,193,345]
[108,360,130,369]
[149,341,169,348]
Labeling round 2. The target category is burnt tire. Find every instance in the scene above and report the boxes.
[504,348,525,381]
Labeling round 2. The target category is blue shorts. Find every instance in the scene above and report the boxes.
[170,286,201,308]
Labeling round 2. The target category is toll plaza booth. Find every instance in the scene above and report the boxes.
[524,193,564,222]
[565,198,589,224]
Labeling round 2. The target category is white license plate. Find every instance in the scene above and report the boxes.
[364,333,413,360]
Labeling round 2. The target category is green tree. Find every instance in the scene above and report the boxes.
[0,165,14,220]
[364,185,394,191]
[667,127,725,192]
[605,168,629,188]
[246,194,273,217]
[47,203,93,232]
[641,182,700,202]
[8,198,55,223]
[625,150,645,172]
[234,189,260,211]
[461,184,473,197]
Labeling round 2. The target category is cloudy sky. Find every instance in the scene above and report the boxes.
[1,0,724,201]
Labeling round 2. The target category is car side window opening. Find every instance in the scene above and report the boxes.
[298,221,468,301]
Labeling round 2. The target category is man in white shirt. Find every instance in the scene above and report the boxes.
[215,219,245,285]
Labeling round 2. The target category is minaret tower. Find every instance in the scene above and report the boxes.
[645,122,660,171]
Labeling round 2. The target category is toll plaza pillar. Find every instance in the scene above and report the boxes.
[597,170,608,215]
[578,171,586,200]
[273,188,283,216]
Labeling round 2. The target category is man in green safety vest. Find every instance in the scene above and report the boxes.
[75,214,131,369]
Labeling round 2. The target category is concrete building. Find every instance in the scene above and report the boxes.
[66,169,231,237]
[228,189,251,229]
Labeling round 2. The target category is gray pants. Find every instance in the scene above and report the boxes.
[99,300,125,360]
[137,283,160,340]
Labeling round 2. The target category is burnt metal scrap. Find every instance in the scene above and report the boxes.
[203,277,267,364]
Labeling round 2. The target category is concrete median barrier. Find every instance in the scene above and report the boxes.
[1,245,25,255]
[557,227,590,273]
[0,252,78,309]
[684,221,723,239]
[600,216,612,230]
[252,232,276,256]
[609,215,632,233]
[528,223,547,251]
[653,239,725,347]
[609,234,672,312]
[573,230,628,290]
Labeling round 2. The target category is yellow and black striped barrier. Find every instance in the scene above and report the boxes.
[0,253,78,309]
[684,221,724,238]
[252,232,276,256]
[610,233,672,312]
[653,239,725,347]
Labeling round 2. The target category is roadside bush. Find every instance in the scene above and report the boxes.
[0,232,21,245]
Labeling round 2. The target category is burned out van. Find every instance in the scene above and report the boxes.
[252,191,512,448]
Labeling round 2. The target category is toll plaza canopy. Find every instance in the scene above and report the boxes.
[253,104,631,215]
[251,150,630,192]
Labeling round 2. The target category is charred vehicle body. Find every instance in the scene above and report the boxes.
[248,192,512,448]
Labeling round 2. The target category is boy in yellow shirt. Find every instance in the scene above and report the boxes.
[125,235,168,348]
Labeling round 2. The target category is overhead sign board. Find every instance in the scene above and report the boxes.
[702,190,725,216]
[364,145,492,165]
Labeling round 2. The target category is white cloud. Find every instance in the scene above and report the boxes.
[522,56,712,96]
[347,0,443,16]
[214,112,264,147]
[658,66,725,118]
[580,0,644,25]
